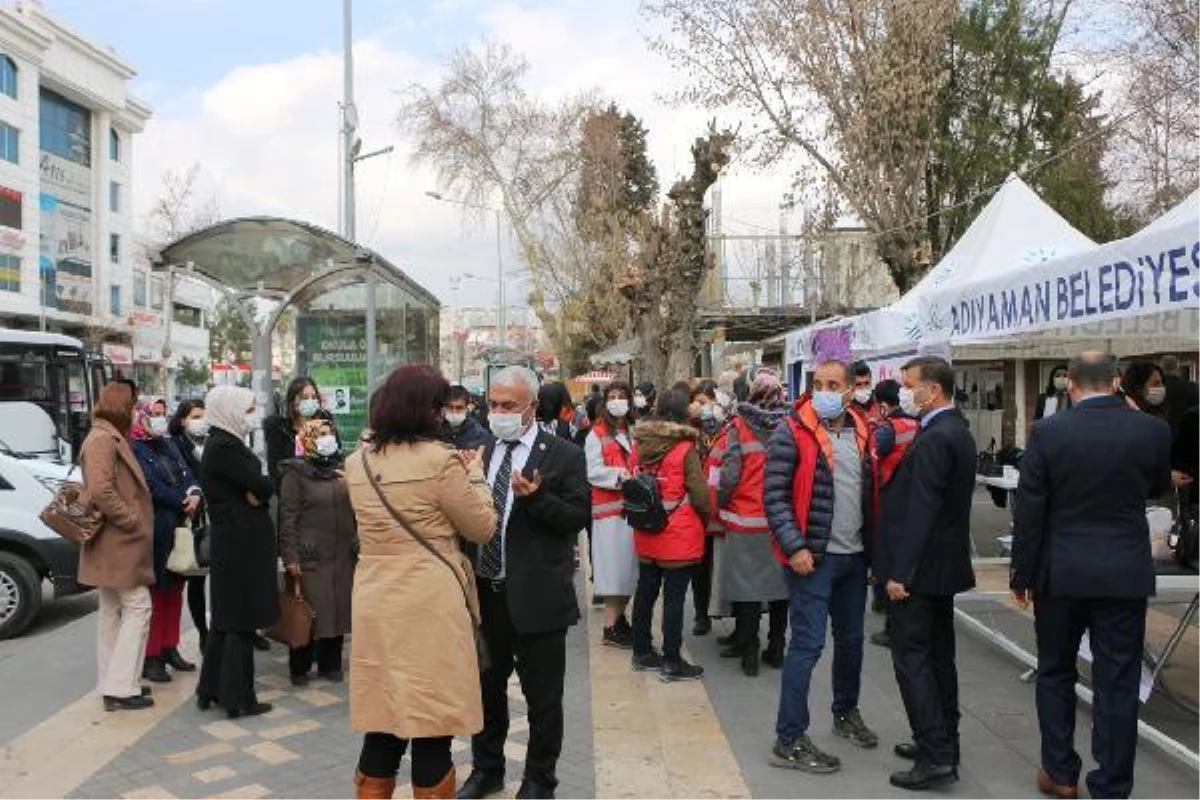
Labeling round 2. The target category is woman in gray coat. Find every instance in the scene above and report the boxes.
[279,418,356,685]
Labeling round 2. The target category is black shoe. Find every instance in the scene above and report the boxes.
[693,616,712,636]
[659,656,704,682]
[631,651,663,672]
[719,644,744,658]
[252,634,271,651]
[515,779,555,799]
[317,670,344,682]
[762,641,785,669]
[870,630,893,648]
[833,708,879,749]
[457,769,505,799]
[769,735,841,774]
[290,673,310,687]
[894,742,920,760]
[141,656,171,683]
[227,701,272,719]
[163,647,196,672]
[196,694,215,711]
[602,625,633,649]
[103,694,155,712]
[140,686,152,697]
[741,649,760,677]
[889,761,959,791]
[716,633,736,647]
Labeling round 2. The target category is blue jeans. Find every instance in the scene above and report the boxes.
[775,551,868,746]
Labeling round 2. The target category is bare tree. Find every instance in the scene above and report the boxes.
[146,163,221,247]
[644,0,956,292]
[621,126,735,383]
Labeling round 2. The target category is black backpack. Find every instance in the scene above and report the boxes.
[621,466,681,533]
[1173,498,1198,572]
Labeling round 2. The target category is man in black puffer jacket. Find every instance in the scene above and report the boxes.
[763,359,876,776]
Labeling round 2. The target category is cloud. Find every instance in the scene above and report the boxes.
[131,0,797,309]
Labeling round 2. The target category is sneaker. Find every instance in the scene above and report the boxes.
[659,656,704,682]
[770,735,841,774]
[602,625,633,649]
[631,651,663,672]
[833,708,879,749]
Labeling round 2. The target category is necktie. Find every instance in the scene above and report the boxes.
[479,442,516,578]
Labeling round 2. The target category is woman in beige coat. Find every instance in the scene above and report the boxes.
[79,382,155,712]
[344,365,497,800]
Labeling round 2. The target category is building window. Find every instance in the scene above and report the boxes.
[0,122,17,164]
[0,253,18,292]
[109,127,120,162]
[173,303,202,328]
[0,185,20,229]
[109,181,120,213]
[0,56,16,100]
[133,269,146,307]
[109,233,120,263]
[39,89,91,167]
[110,284,121,316]
[149,275,164,310]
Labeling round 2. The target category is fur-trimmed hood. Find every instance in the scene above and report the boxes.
[632,419,698,465]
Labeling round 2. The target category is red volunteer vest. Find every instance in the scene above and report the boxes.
[632,439,706,561]
[718,416,770,534]
[590,420,631,521]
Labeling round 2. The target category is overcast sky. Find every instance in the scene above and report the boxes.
[44,0,799,309]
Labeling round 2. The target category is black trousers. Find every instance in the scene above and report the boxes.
[730,600,788,650]
[473,585,567,788]
[358,733,453,784]
[631,562,693,659]
[691,536,715,621]
[186,576,208,644]
[196,631,257,712]
[890,594,960,766]
[1034,595,1146,799]
[290,635,344,677]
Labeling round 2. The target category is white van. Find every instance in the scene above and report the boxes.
[0,330,110,639]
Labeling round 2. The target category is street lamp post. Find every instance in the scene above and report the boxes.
[426,191,506,349]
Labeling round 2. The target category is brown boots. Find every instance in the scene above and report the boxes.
[354,770,395,799]
[413,768,456,799]
[354,768,456,799]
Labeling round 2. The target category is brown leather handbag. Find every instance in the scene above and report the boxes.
[266,574,314,649]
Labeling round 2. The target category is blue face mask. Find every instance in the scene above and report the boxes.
[811,390,846,420]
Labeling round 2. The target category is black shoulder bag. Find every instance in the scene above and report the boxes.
[359,449,491,672]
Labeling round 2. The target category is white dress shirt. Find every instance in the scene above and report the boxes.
[484,423,540,578]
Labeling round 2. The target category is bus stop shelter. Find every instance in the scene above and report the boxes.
[154,216,441,438]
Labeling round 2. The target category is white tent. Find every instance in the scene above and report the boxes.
[787,174,1098,381]
[917,190,1200,360]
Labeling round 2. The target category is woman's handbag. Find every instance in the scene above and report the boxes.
[266,574,315,649]
[166,514,210,577]
[360,449,491,673]
[39,474,103,544]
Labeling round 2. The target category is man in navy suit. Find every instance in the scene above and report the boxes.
[1012,352,1171,800]
[882,356,976,790]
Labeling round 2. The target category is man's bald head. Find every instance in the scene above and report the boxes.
[1067,351,1118,394]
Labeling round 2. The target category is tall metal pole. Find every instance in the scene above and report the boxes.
[495,208,506,349]
[342,0,378,396]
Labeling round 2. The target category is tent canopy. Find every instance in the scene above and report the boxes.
[590,337,641,367]
[790,175,1097,363]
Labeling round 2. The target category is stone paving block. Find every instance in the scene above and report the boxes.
[121,785,178,799]
[293,688,341,707]
[192,765,238,784]
[256,718,323,740]
[163,740,236,766]
[244,740,301,766]
[209,782,271,799]
[199,719,252,742]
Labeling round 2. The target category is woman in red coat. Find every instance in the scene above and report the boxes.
[629,387,713,682]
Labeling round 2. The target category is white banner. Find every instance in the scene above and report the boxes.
[917,222,1199,345]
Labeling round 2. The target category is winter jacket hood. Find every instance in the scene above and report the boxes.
[735,403,789,440]
[632,420,699,465]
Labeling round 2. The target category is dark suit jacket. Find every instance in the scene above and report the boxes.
[1011,395,1172,598]
[882,407,976,596]
[467,428,590,636]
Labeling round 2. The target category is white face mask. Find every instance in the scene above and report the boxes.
[853,388,873,406]
[314,434,339,457]
[633,395,648,410]
[445,411,467,428]
[1052,376,1068,392]
[147,416,169,437]
[185,418,209,438]
[489,408,529,442]
[606,399,630,418]
[898,387,921,418]
[1145,386,1167,406]
[297,398,320,417]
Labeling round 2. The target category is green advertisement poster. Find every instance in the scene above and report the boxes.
[296,314,367,446]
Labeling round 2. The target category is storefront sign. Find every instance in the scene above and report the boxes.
[39,152,94,315]
[101,343,133,366]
